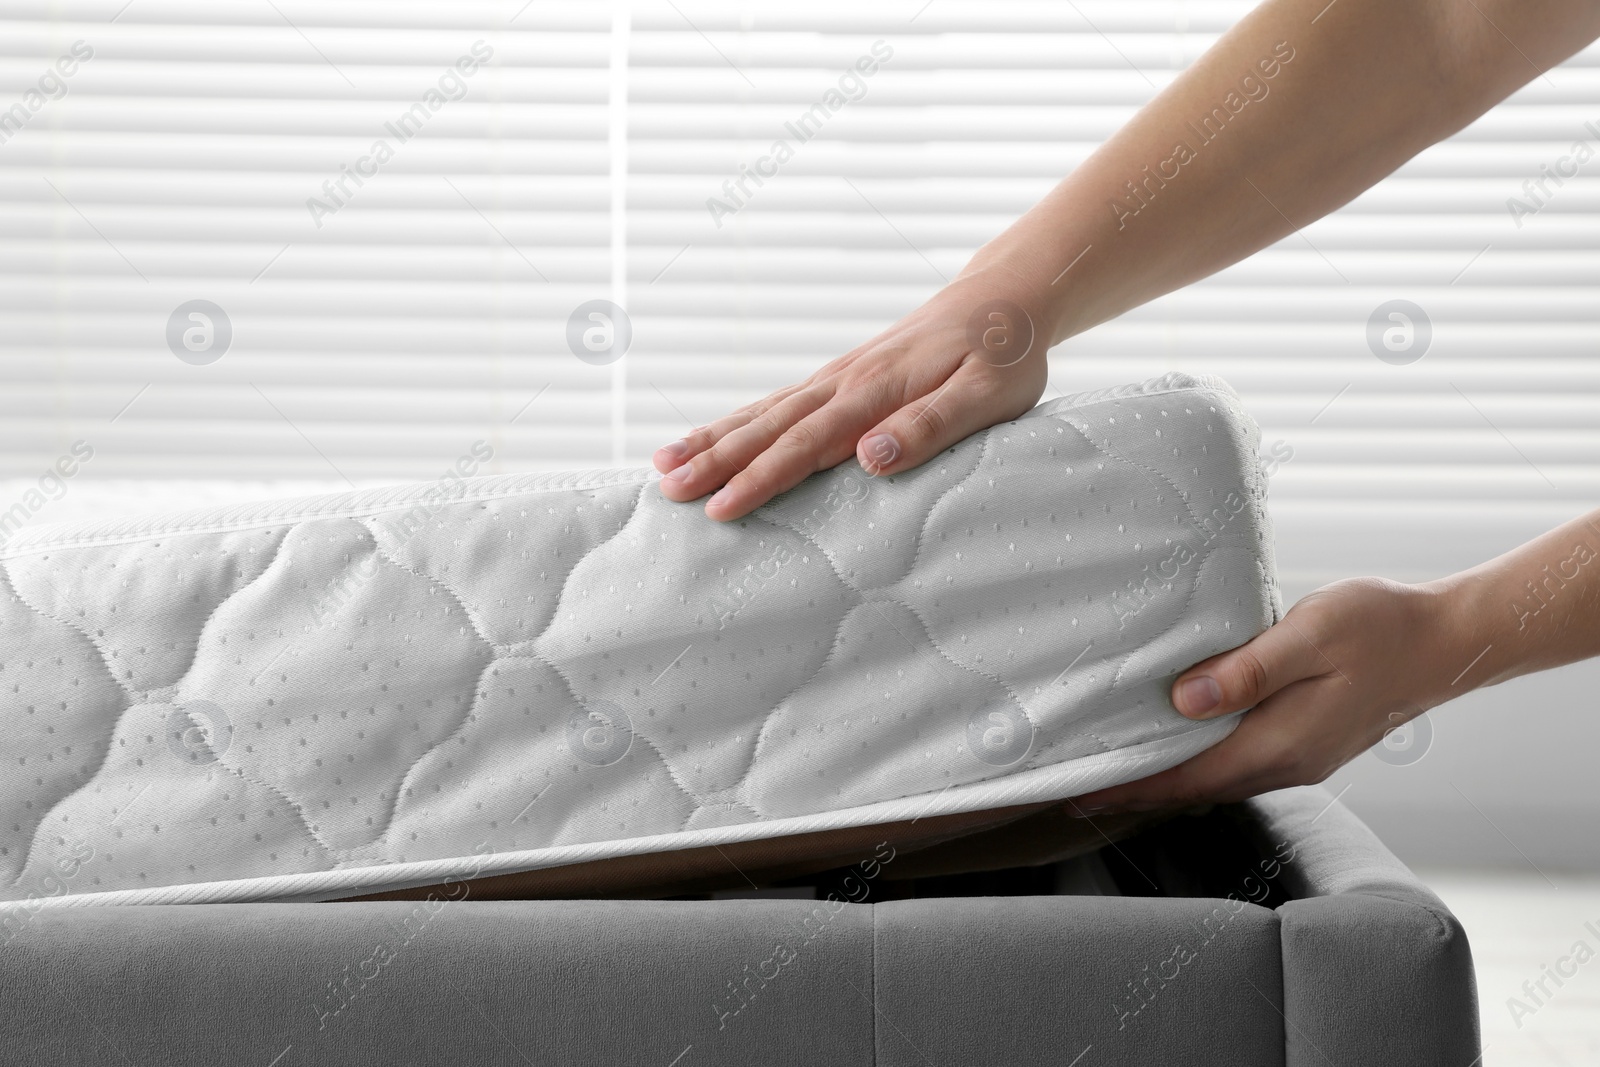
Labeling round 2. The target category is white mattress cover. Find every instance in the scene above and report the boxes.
[0,372,1279,907]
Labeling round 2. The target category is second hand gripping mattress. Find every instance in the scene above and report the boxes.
[0,373,1279,906]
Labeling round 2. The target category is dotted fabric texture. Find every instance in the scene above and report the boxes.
[0,373,1279,906]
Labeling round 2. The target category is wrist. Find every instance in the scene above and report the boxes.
[959,218,1095,347]
[1417,570,1507,703]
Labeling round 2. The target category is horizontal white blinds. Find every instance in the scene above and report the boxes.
[1,1,1597,590]
[1,2,618,475]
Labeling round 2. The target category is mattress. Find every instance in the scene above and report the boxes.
[0,372,1279,907]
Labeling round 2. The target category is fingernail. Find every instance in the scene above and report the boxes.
[658,440,690,461]
[860,432,902,472]
[707,487,734,509]
[661,462,692,486]
[1175,675,1222,717]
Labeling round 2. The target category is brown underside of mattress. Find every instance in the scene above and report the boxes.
[339,800,1165,902]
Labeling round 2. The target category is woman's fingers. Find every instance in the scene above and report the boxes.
[854,361,1036,477]
[1170,603,1332,718]
[655,386,836,503]
[1062,576,1453,816]
[651,383,806,476]
[1067,604,1344,812]
[663,358,1041,520]
[663,381,896,516]
[649,272,1051,519]
[703,407,872,519]
[1068,682,1327,813]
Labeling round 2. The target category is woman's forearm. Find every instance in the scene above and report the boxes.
[966,0,1600,345]
[1430,508,1600,697]
[652,0,1600,524]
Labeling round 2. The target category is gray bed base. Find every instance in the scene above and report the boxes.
[0,785,1479,1066]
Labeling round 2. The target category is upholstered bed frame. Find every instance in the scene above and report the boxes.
[0,786,1480,1065]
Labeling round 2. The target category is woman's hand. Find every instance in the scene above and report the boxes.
[1070,576,1470,814]
[652,266,1052,521]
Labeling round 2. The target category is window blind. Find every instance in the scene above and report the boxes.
[1,0,1596,594]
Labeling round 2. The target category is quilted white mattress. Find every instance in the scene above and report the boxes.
[0,373,1278,906]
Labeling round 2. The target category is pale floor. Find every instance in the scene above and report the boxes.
[1419,869,1600,1066]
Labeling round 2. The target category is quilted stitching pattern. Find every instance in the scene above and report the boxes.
[0,374,1278,904]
